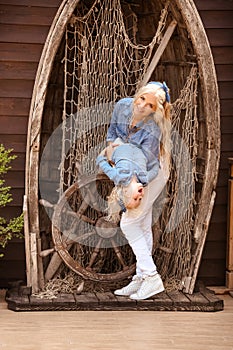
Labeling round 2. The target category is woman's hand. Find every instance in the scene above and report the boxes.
[106,142,119,161]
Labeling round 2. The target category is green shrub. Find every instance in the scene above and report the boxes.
[0,144,24,256]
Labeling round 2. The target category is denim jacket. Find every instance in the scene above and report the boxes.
[96,143,159,186]
[106,98,161,173]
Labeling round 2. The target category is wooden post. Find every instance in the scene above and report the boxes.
[30,232,39,293]
[140,20,177,87]
[226,158,233,290]
[37,238,45,290]
[23,195,31,287]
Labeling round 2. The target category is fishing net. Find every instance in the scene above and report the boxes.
[42,0,199,293]
[59,0,169,191]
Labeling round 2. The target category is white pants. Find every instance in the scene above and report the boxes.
[120,164,168,278]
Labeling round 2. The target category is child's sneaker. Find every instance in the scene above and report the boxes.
[130,273,164,300]
[114,276,142,296]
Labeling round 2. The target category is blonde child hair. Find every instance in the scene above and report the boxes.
[107,183,142,223]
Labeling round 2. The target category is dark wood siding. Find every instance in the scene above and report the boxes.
[0,0,232,288]
[194,0,233,285]
[0,0,63,287]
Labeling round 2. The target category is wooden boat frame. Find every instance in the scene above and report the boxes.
[24,0,220,294]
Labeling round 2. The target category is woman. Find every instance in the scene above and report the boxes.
[99,82,171,300]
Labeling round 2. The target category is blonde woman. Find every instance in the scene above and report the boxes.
[97,82,171,300]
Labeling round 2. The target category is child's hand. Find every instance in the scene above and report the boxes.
[106,143,119,160]
[99,148,107,157]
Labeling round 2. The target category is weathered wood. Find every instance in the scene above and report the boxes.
[185,291,209,305]
[226,158,233,289]
[23,195,31,287]
[51,176,136,283]
[174,0,220,294]
[185,191,217,294]
[37,238,45,290]
[29,295,53,306]
[6,289,30,311]
[74,292,99,310]
[5,287,224,312]
[137,291,173,311]
[199,286,224,311]
[140,20,177,86]
[52,293,76,308]
[24,0,220,294]
[30,232,38,293]
[167,290,191,308]
[114,295,137,310]
[216,64,233,81]
[25,0,80,292]
[44,252,63,282]
[95,291,118,309]
[39,248,55,257]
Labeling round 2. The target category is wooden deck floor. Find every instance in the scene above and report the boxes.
[1,289,233,350]
[5,285,224,312]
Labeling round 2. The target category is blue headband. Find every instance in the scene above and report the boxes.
[148,81,171,103]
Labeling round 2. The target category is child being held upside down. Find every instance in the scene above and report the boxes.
[96,137,159,219]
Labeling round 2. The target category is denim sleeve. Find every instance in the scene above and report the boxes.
[96,155,131,186]
[106,101,121,142]
[96,155,123,185]
[141,130,160,171]
[146,163,159,182]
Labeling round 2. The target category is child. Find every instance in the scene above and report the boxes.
[96,138,160,221]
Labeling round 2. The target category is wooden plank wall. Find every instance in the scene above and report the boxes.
[194,0,233,286]
[0,0,232,288]
[0,0,63,287]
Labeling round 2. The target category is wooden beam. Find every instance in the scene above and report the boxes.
[140,20,177,87]
[30,232,39,293]
[184,190,216,294]
[226,158,233,289]
[23,195,31,287]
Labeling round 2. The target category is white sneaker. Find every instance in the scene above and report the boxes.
[130,274,164,300]
[114,276,142,296]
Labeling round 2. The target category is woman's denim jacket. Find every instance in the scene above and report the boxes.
[109,98,160,161]
[96,98,161,186]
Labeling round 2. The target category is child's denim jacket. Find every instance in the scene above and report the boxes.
[96,143,159,186]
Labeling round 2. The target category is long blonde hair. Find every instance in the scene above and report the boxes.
[134,82,172,171]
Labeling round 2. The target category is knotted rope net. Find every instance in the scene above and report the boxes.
[59,0,169,191]
[45,0,199,293]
